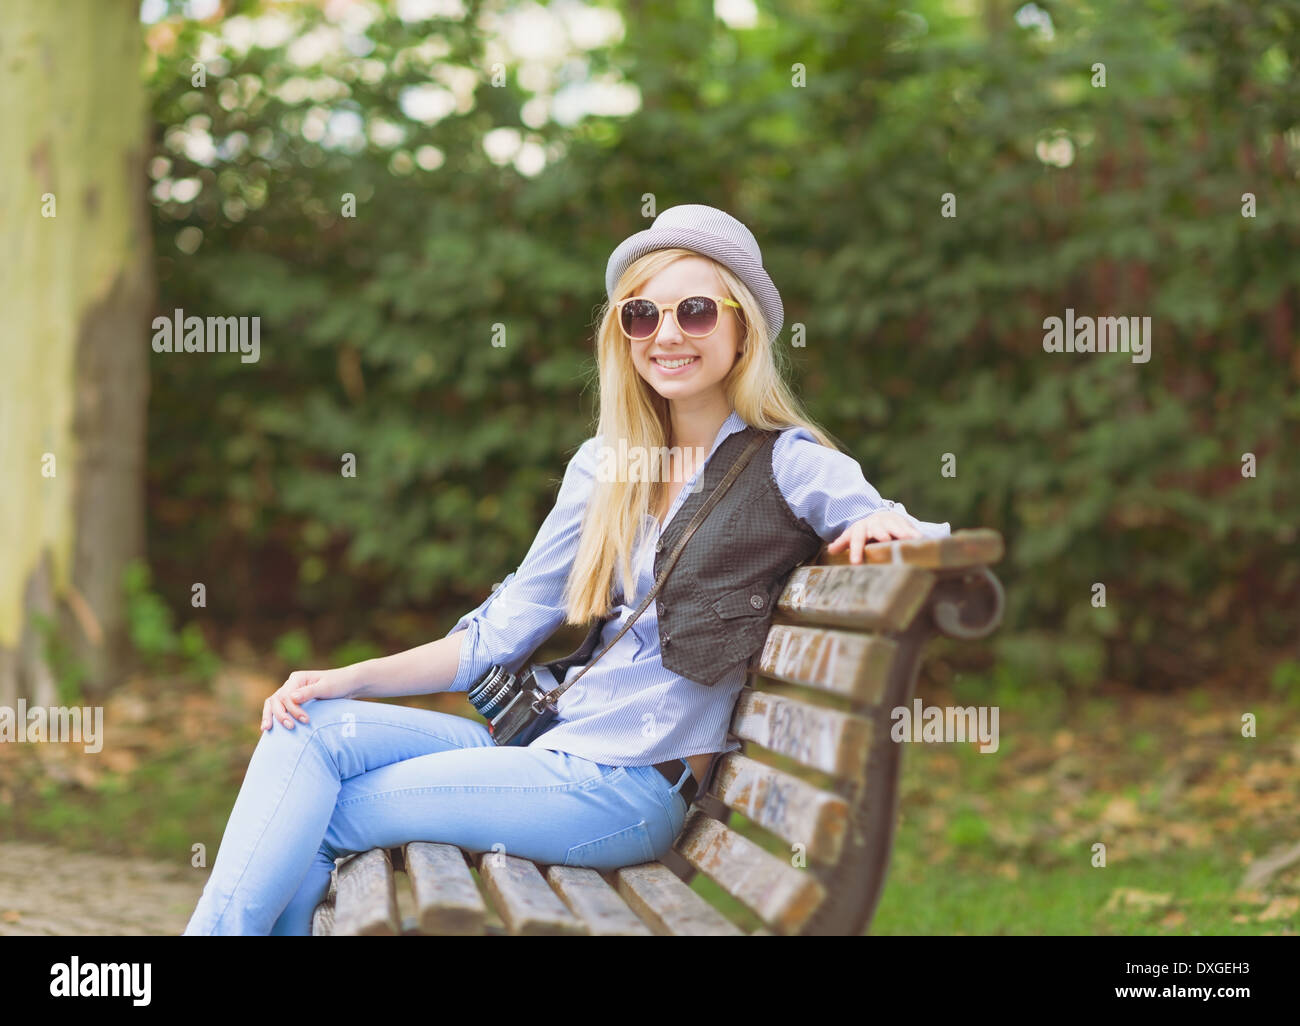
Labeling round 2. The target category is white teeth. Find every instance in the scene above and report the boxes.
[654,356,698,368]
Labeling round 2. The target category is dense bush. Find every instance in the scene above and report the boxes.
[144,0,1299,685]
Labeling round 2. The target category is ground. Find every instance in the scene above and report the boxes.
[0,841,205,935]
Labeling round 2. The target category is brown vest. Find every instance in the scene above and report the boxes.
[545,426,824,687]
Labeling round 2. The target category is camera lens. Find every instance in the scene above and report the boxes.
[467,666,517,719]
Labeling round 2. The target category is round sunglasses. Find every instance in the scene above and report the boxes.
[614,294,742,341]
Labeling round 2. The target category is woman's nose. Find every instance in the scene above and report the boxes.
[656,310,683,341]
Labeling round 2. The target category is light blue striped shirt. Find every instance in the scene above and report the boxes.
[444,410,950,769]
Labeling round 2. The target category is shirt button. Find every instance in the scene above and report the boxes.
[750,594,764,609]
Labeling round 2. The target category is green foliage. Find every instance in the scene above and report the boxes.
[142,0,1300,685]
[272,628,314,667]
[1269,658,1300,708]
[122,559,219,682]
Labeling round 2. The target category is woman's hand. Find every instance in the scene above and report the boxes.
[826,509,923,564]
[260,668,356,732]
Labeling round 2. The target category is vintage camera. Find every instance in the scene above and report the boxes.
[466,663,561,747]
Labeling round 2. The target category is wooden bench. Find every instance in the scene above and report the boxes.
[310,528,1005,936]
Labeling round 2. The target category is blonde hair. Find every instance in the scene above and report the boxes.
[562,247,842,624]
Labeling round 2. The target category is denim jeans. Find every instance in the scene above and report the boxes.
[182,698,691,935]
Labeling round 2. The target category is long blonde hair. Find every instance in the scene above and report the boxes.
[562,247,842,624]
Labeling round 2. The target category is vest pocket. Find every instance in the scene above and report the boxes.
[710,585,771,619]
[710,585,775,667]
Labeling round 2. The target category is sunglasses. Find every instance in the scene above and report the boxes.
[614,294,742,341]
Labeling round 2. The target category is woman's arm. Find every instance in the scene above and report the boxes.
[344,631,467,699]
[771,427,951,557]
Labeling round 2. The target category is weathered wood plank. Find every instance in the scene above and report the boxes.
[730,687,873,779]
[706,752,849,864]
[775,565,933,631]
[755,623,897,703]
[474,851,586,935]
[816,528,1003,570]
[333,848,400,936]
[673,810,827,935]
[610,862,744,936]
[311,901,334,937]
[544,866,652,935]
[403,842,487,936]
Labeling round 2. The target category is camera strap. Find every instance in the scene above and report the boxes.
[533,428,769,712]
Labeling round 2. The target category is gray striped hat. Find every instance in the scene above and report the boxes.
[604,204,784,344]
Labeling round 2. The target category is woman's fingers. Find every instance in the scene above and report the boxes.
[259,671,327,732]
[281,689,309,725]
[829,514,926,564]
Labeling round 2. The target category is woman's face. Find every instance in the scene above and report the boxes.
[623,256,742,407]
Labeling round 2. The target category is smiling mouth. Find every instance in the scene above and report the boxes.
[652,356,699,368]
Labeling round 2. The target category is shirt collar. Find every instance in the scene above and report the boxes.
[705,409,749,459]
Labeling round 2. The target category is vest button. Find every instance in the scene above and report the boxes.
[662,633,671,646]
[655,540,663,553]
[750,594,764,609]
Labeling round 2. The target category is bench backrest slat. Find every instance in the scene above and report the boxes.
[708,751,849,864]
[756,623,898,703]
[776,564,934,631]
[730,686,873,779]
[674,809,828,934]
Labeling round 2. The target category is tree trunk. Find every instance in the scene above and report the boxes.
[0,0,153,705]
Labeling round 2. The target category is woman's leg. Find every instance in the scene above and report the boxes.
[183,698,494,936]
[268,742,689,936]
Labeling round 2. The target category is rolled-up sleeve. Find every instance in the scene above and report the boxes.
[444,436,600,692]
[772,427,951,541]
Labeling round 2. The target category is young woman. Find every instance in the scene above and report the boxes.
[183,204,949,935]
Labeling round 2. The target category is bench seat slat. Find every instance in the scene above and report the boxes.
[730,687,873,779]
[776,565,933,631]
[475,851,586,935]
[756,624,897,703]
[610,862,744,936]
[333,848,400,936]
[403,842,487,935]
[706,752,849,865]
[545,866,653,935]
[673,810,827,935]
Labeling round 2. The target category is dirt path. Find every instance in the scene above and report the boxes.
[0,841,207,935]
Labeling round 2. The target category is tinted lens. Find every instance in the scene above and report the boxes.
[676,296,719,336]
[620,299,660,339]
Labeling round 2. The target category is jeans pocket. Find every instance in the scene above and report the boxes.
[563,820,656,869]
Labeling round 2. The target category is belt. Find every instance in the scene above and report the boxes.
[653,758,699,807]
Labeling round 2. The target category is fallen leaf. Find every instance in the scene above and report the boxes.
[1257,896,1300,922]
[1101,797,1141,827]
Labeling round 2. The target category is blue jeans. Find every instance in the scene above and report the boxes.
[183,698,692,935]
